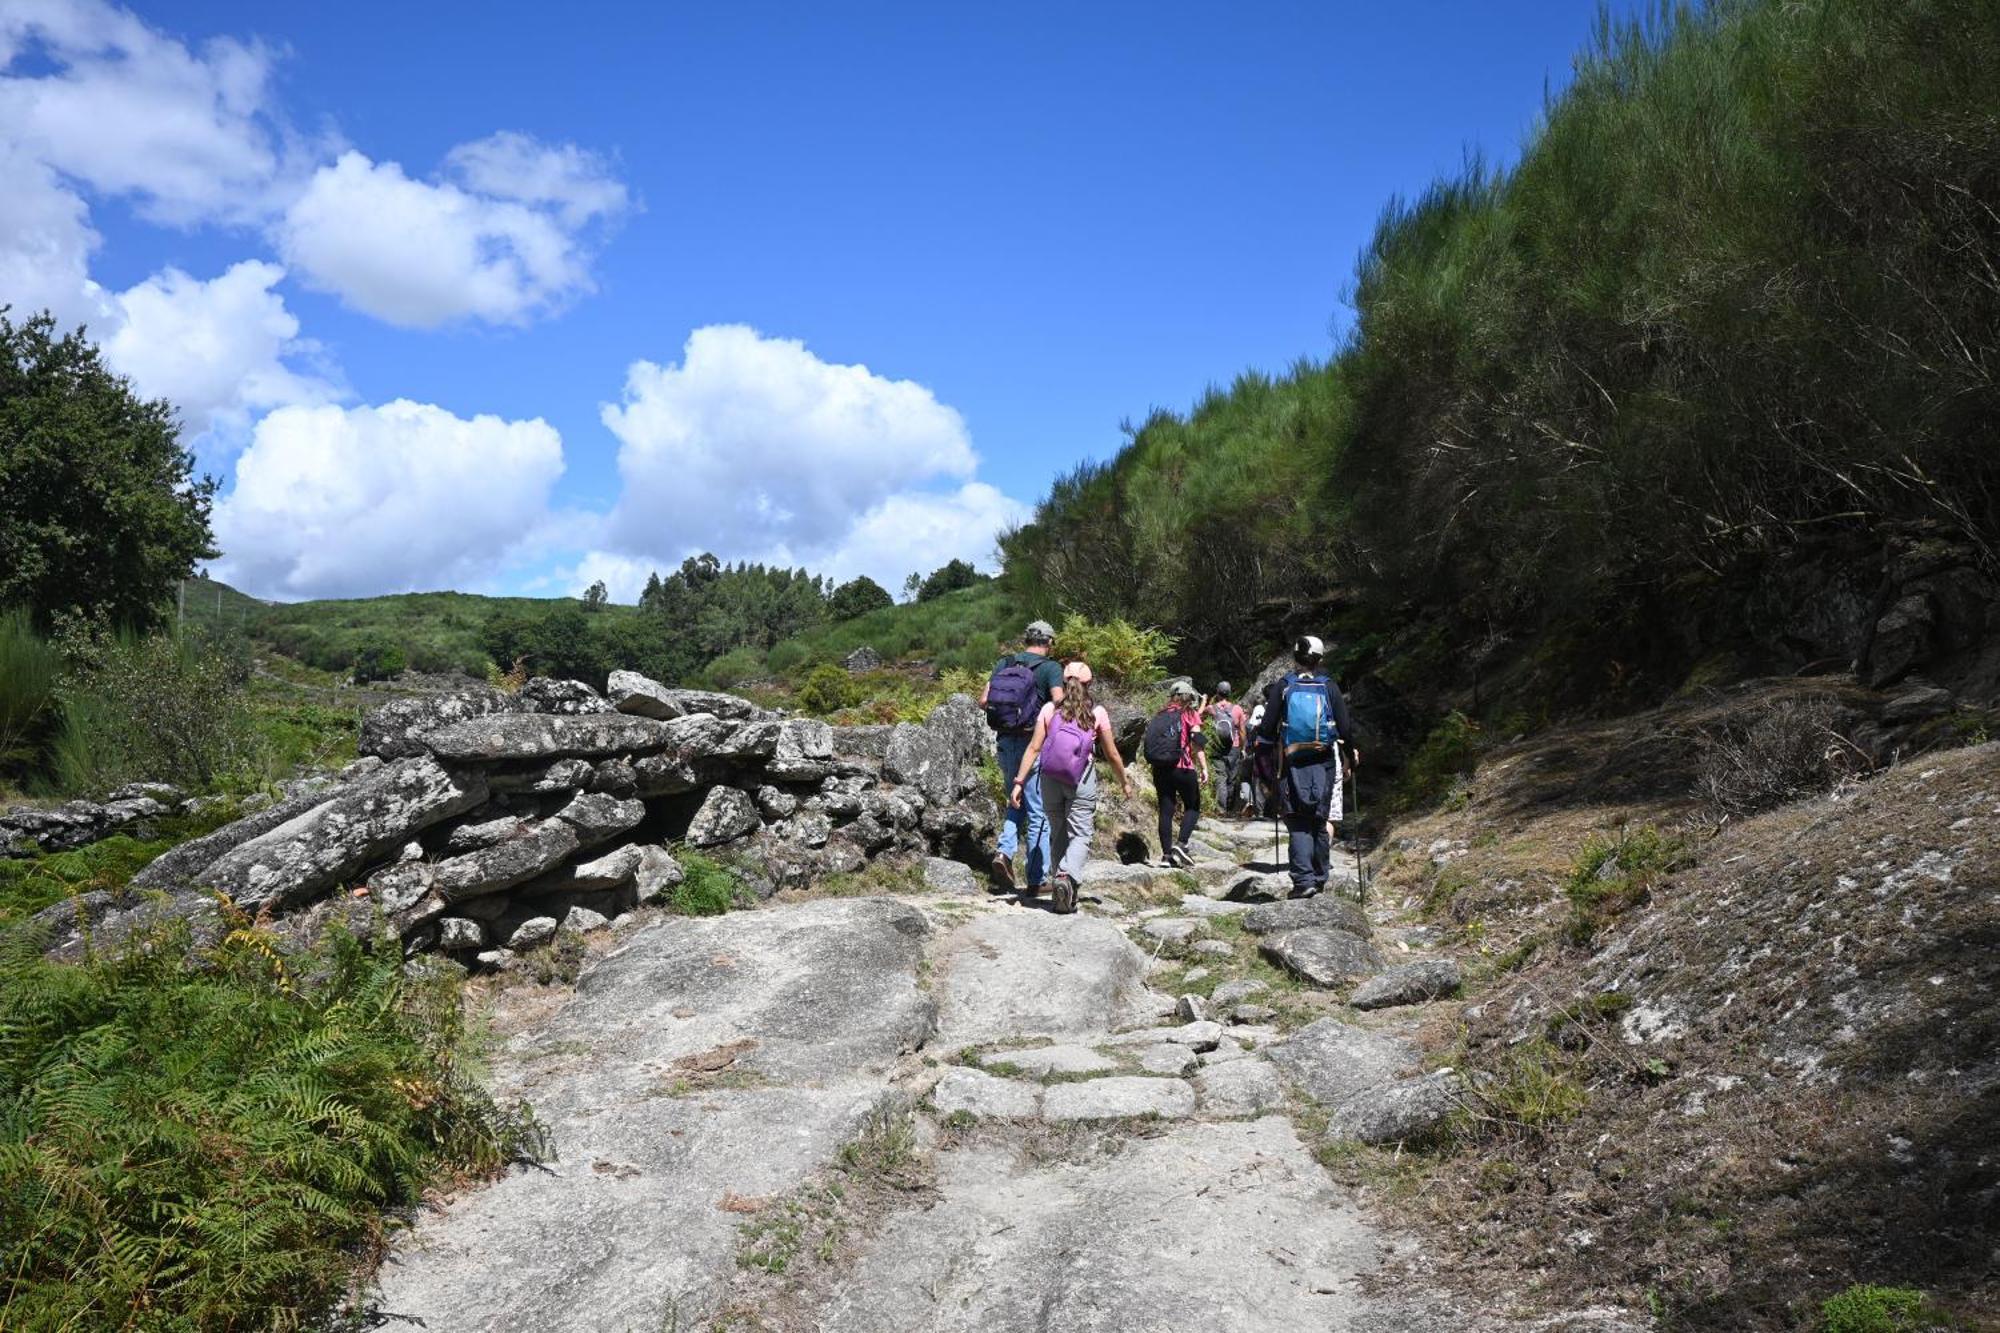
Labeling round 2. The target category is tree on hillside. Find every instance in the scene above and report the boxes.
[582,580,609,611]
[917,558,985,603]
[0,311,217,629]
[828,575,893,621]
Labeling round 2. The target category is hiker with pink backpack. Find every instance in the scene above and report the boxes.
[1007,661,1132,914]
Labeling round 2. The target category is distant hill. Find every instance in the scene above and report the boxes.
[705,580,1028,688]
[247,588,639,678]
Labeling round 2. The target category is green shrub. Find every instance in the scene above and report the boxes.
[0,608,60,781]
[706,646,766,690]
[49,625,253,794]
[796,664,862,715]
[1820,1284,1952,1333]
[1053,613,1174,684]
[1395,711,1482,810]
[1563,826,1691,943]
[350,634,407,683]
[0,917,534,1330]
[669,850,745,917]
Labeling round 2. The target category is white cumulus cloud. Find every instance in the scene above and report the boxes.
[601,325,985,569]
[277,138,628,329]
[812,482,1028,589]
[212,399,565,599]
[0,0,292,225]
[104,260,338,439]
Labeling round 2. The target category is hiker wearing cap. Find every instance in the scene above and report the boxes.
[1207,681,1249,817]
[1256,635,1360,898]
[980,619,1066,895]
[1009,661,1132,914]
[1141,680,1209,868]
[1246,699,1272,816]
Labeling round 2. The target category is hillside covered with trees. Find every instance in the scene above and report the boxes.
[1003,0,1999,719]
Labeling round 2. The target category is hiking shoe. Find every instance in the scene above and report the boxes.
[1020,881,1044,900]
[1168,845,1195,869]
[1051,875,1077,914]
[1288,882,1322,899]
[989,852,1015,890]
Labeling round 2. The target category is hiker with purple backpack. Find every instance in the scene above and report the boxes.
[980,619,1066,896]
[1008,661,1131,913]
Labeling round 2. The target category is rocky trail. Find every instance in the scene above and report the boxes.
[368,817,1639,1333]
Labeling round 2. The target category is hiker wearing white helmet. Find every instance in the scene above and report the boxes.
[1009,661,1132,914]
[1255,635,1360,898]
[980,619,1065,897]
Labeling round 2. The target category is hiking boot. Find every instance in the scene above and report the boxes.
[989,852,1015,890]
[1288,881,1322,899]
[1051,874,1077,915]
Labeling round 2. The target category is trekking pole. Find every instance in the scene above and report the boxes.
[1351,761,1366,906]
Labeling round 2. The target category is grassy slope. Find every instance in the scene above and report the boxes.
[250,589,638,677]
[709,581,1030,686]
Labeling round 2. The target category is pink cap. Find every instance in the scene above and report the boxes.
[1063,660,1093,684]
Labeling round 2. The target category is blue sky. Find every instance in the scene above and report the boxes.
[2,0,1638,602]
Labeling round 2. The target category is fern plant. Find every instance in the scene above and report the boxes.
[0,913,537,1330]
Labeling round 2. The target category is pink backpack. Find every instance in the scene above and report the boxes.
[1041,709,1097,786]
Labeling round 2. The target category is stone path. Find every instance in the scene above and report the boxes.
[369,817,1639,1332]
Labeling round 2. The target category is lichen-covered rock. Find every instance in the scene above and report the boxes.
[370,818,581,910]
[686,786,760,847]
[1349,958,1462,1010]
[360,686,517,760]
[562,905,610,933]
[440,814,526,855]
[767,718,837,780]
[485,757,594,793]
[605,671,768,721]
[551,791,645,847]
[632,846,684,904]
[199,758,487,910]
[1240,894,1373,938]
[588,757,639,796]
[518,677,610,715]
[756,785,799,820]
[424,713,675,763]
[1259,928,1384,988]
[507,915,559,949]
[437,917,485,950]
[923,856,980,895]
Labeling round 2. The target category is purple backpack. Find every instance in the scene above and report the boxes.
[984,656,1041,732]
[1041,709,1097,786]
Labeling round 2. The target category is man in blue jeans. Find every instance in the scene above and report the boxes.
[980,619,1065,896]
[1256,635,1360,898]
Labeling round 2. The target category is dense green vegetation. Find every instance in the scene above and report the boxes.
[1005,0,2000,709]
[0,313,217,633]
[255,589,634,679]
[0,917,530,1330]
[705,580,1028,687]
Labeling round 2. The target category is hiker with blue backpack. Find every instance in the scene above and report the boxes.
[1007,661,1132,913]
[981,619,1066,895]
[1256,635,1361,898]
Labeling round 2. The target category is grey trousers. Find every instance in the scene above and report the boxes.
[1040,766,1099,882]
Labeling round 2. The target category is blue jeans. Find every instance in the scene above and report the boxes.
[995,730,1050,886]
[1281,759,1334,892]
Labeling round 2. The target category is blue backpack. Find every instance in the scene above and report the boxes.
[1279,673,1337,761]
[984,655,1042,732]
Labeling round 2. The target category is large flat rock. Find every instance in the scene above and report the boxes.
[814,1117,1463,1332]
[197,757,486,910]
[934,910,1152,1047]
[369,897,937,1332]
[423,712,677,763]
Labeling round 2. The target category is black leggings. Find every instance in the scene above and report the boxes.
[1151,763,1201,854]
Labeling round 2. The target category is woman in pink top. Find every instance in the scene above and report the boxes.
[1010,661,1132,914]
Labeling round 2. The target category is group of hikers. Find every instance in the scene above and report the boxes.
[979,619,1360,915]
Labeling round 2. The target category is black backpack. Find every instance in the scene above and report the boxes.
[1142,707,1185,766]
